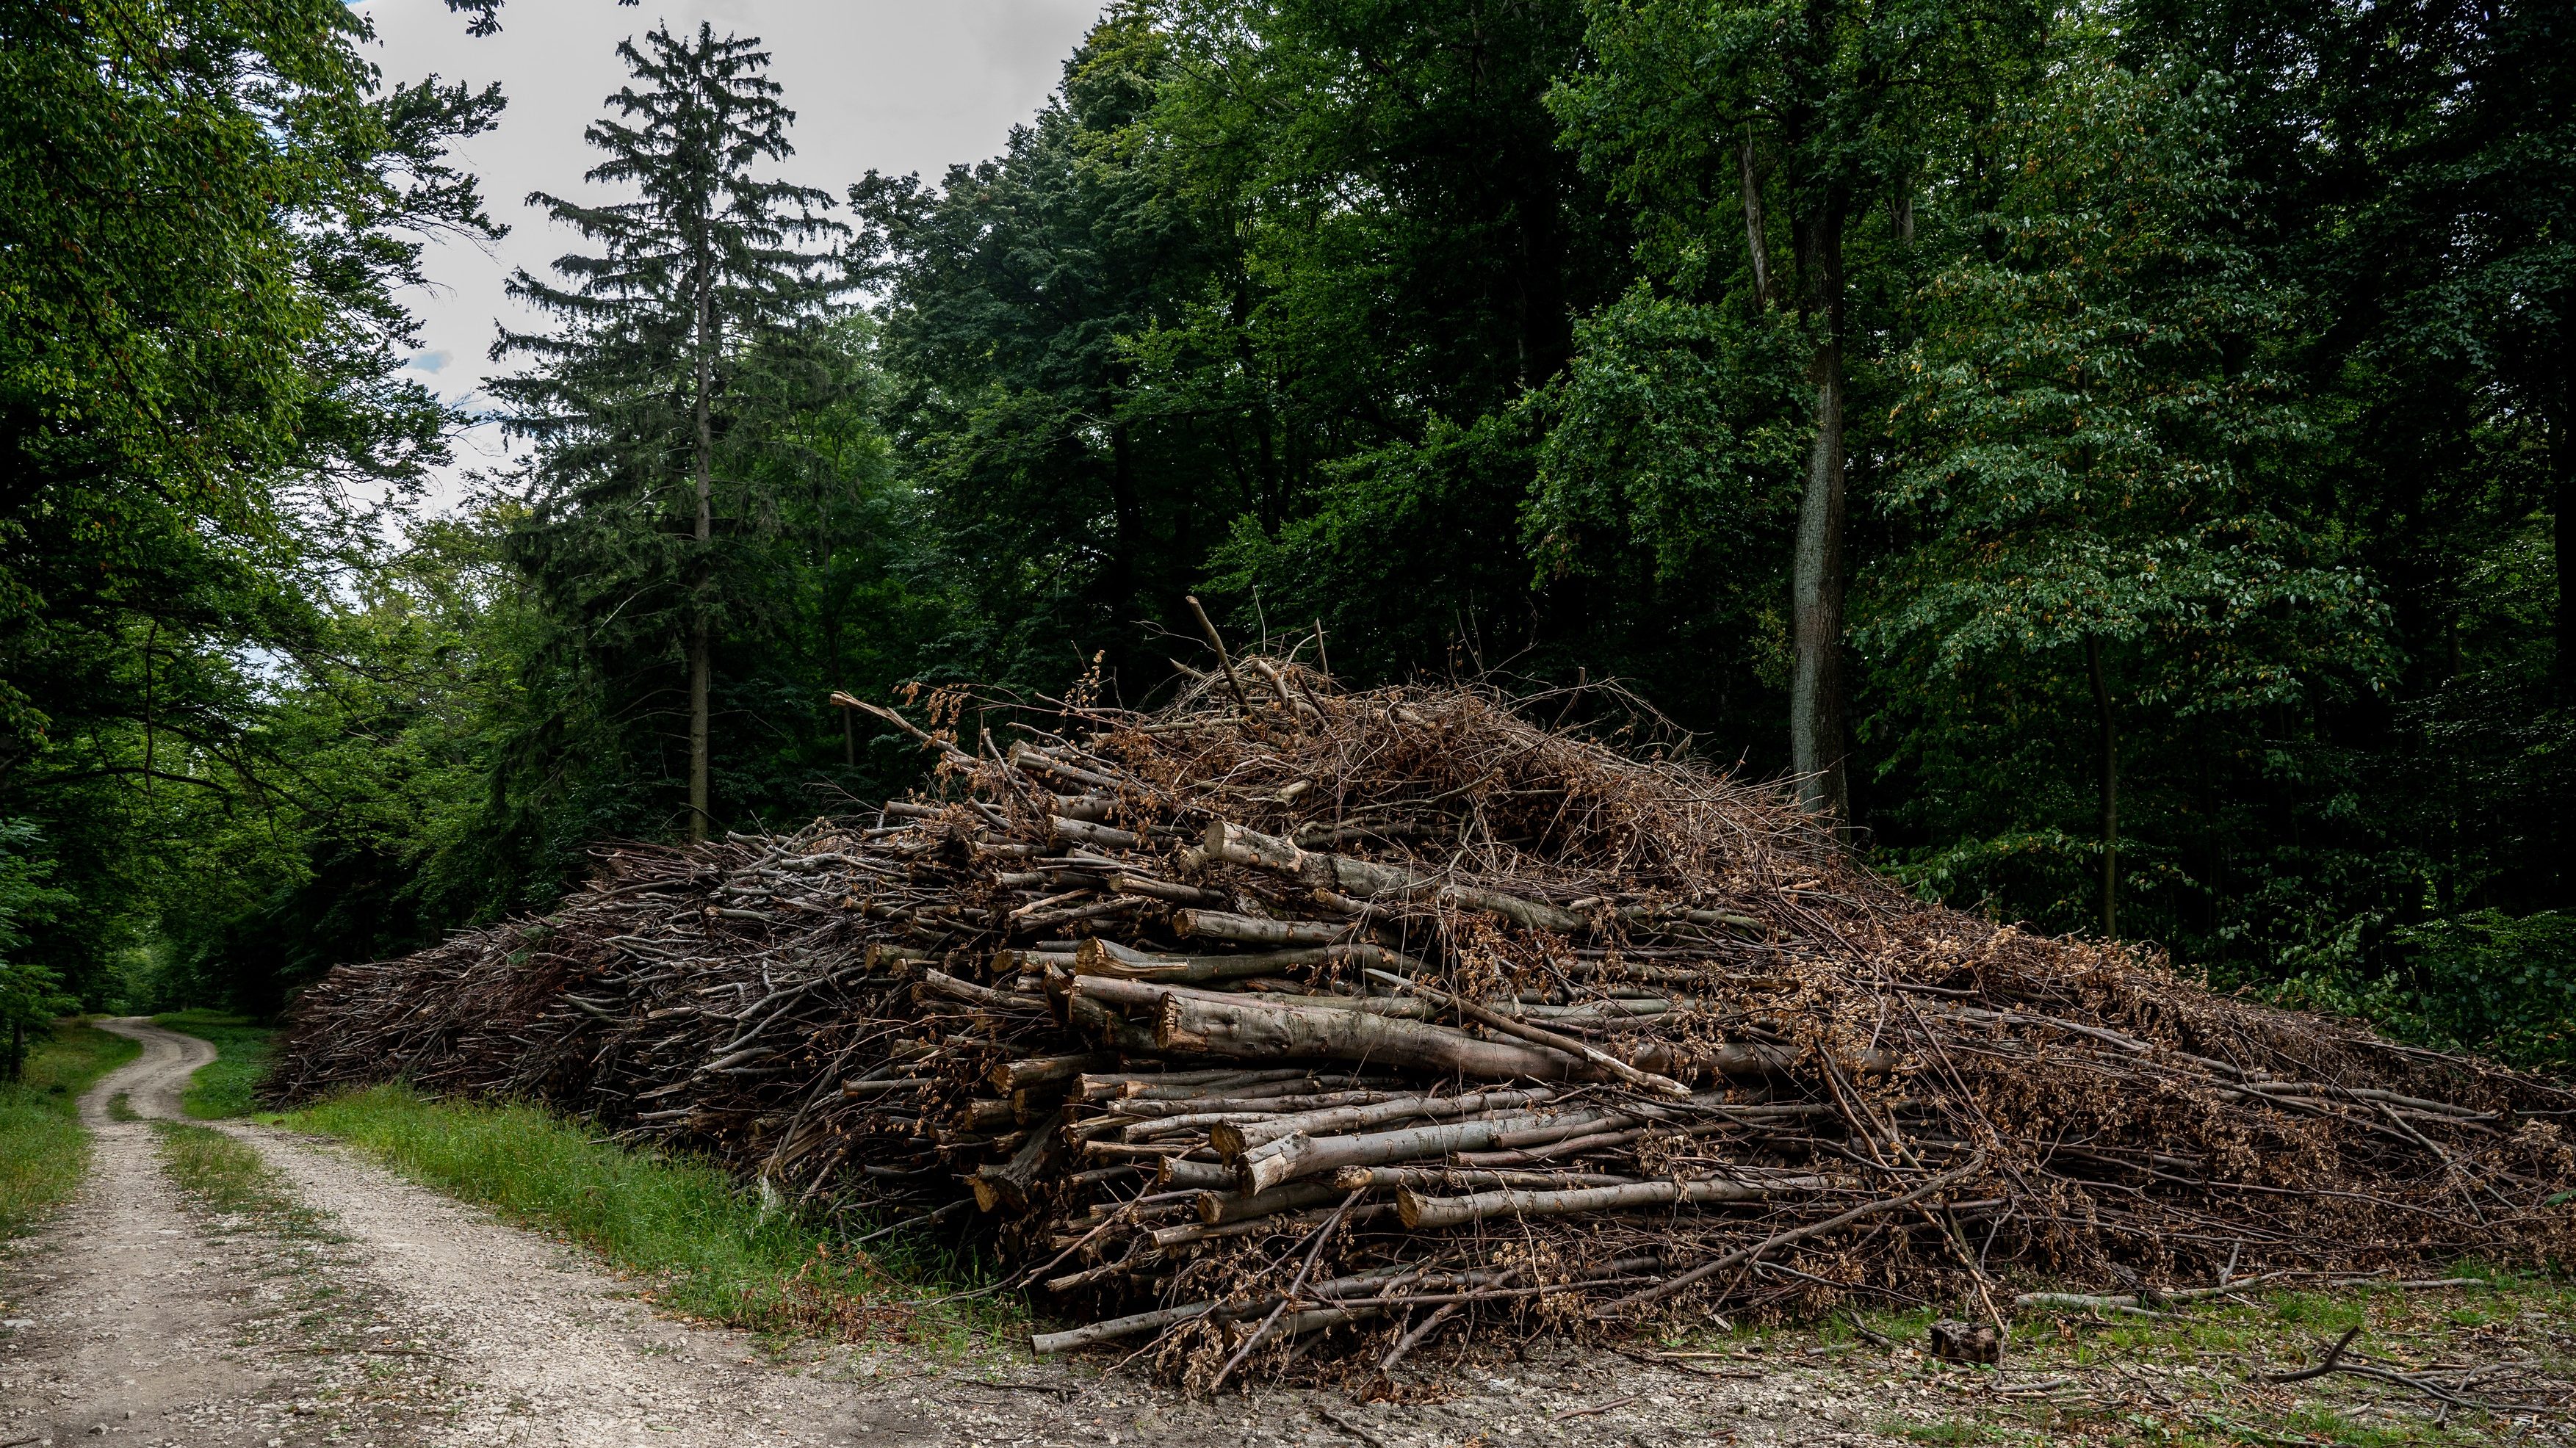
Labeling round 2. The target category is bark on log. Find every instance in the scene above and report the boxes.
[1195,1180,1350,1224]
[1238,1109,1622,1194]
[1075,937,1418,982]
[1066,992,1156,1054]
[973,1107,1069,1212]
[1155,1156,1235,1189]
[1105,874,1229,908]
[1147,1201,1394,1250]
[1204,822,1585,933]
[915,970,1045,1013]
[1119,1088,1396,1120]
[1172,910,1352,947]
[1213,1087,1563,1155]
[1075,1068,1321,1101]
[1367,968,1687,1098]
[1397,1174,1838,1230]
[865,943,932,970]
[1132,985,1587,1082]
[1053,817,1144,850]
[989,1051,1122,1093]
[1332,1165,1639,1191]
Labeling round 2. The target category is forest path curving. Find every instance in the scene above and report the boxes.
[1,1018,341,1448]
[4,1020,1915,1448]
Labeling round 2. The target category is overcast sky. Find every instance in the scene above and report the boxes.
[354,0,1107,507]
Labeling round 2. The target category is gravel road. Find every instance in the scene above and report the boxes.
[1,1021,1922,1448]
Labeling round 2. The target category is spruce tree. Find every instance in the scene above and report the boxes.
[492,23,845,841]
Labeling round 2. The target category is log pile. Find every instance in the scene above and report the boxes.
[267,658,2576,1386]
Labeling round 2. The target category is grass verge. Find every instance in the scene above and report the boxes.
[150,1119,459,1441]
[153,1009,273,1118]
[284,1082,1021,1352]
[0,1019,140,1240]
[1768,1269,2575,1447]
[153,1120,333,1238]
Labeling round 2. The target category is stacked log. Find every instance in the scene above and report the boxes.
[267,659,2576,1387]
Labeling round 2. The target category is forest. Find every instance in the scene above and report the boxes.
[0,0,2566,1073]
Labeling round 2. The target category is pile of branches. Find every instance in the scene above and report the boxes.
[268,655,2576,1387]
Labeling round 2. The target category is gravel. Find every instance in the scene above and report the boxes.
[3,1021,1927,1448]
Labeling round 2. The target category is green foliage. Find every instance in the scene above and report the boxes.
[1858,50,2398,947]
[2279,912,2576,1075]
[0,0,502,1006]
[854,10,1237,695]
[1529,294,1809,589]
[0,1022,140,1240]
[488,21,849,841]
[1517,292,1811,714]
[1872,57,2377,692]
[291,1083,1016,1344]
[0,822,76,1076]
[1556,0,2042,294]
[1206,412,1543,681]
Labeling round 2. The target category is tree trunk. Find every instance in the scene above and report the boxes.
[1789,200,1850,825]
[1740,136,1775,310]
[2552,350,2569,905]
[7,1018,21,1082]
[2555,362,2572,706]
[1106,420,1142,692]
[141,619,156,804]
[688,285,715,843]
[2087,634,2119,937]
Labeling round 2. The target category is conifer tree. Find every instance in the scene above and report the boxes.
[492,23,845,841]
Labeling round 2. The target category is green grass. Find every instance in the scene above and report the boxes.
[284,1082,1020,1350]
[152,1009,273,1118]
[1831,1267,2573,1447]
[0,1020,140,1239]
[152,1120,333,1238]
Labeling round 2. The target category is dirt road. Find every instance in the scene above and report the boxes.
[1,1021,1919,1448]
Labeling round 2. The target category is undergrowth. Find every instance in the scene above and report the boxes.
[154,1010,273,1118]
[0,1020,138,1240]
[1800,1268,2574,1447]
[283,1082,1022,1353]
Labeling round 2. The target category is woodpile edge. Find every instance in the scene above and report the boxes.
[267,657,2576,1387]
